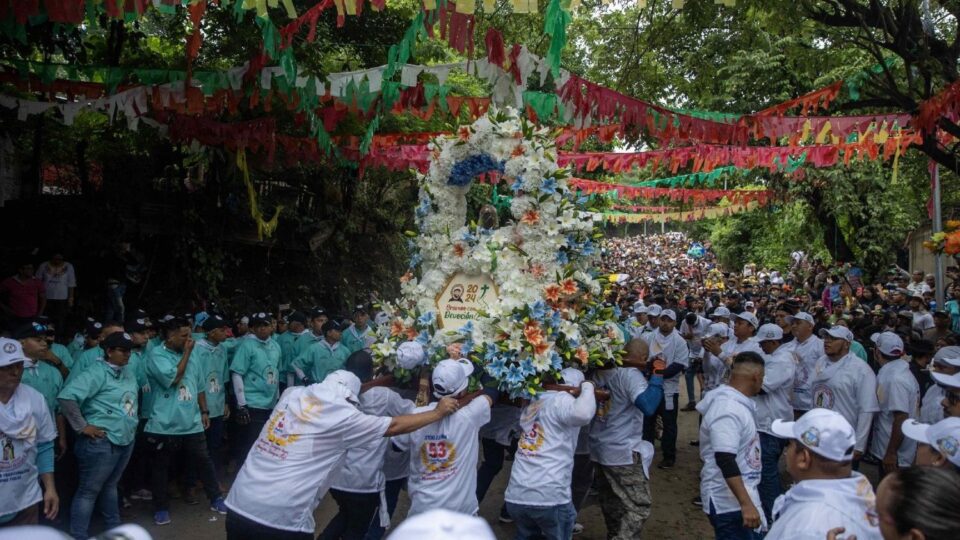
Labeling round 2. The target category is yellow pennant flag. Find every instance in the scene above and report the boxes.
[814,121,832,144]
[424,0,437,10]
[345,0,357,16]
[800,119,812,142]
[456,0,476,13]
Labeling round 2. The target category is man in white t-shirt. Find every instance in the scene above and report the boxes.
[320,353,415,540]
[504,368,596,539]
[626,304,650,340]
[697,351,766,539]
[919,346,960,423]
[810,326,879,462]
[753,324,797,523]
[766,409,881,540]
[909,294,935,333]
[699,323,731,396]
[641,309,688,469]
[589,338,665,540]
[782,312,823,416]
[0,338,58,526]
[679,311,711,411]
[223,370,457,539]
[868,332,919,477]
[393,359,493,517]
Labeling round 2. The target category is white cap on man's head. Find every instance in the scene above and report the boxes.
[711,306,731,319]
[396,341,426,370]
[560,367,585,387]
[870,331,904,357]
[0,338,27,368]
[704,323,730,339]
[632,303,647,314]
[932,346,960,368]
[819,326,854,342]
[755,323,783,342]
[322,370,362,404]
[388,509,495,540]
[734,311,759,329]
[660,309,677,321]
[432,359,474,398]
[902,417,960,468]
[786,312,815,325]
[646,304,663,317]
[932,370,960,390]
[771,408,856,462]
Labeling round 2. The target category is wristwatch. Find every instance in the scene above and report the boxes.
[200,410,209,415]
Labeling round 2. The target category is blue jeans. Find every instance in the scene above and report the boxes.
[70,437,134,540]
[708,501,762,540]
[364,478,405,540]
[758,433,787,523]
[505,501,576,540]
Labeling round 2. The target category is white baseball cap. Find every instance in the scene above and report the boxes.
[771,408,856,462]
[432,359,474,397]
[560,367,585,387]
[787,312,815,325]
[632,304,647,314]
[660,309,677,321]
[755,323,783,342]
[646,304,663,317]
[932,370,960,390]
[819,326,854,342]
[396,341,426,370]
[902,417,960,468]
[322,370,362,405]
[704,323,730,339]
[388,509,495,540]
[0,338,28,368]
[870,331,904,357]
[932,346,960,368]
[734,311,759,329]
[711,306,731,319]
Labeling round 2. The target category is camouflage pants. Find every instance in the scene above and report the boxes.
[596,456,652,540]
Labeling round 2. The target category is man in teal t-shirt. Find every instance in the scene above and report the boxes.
[291,319,350,385]
[57,331,139,539]
[67,322,123,383]
[189,315,231,480]
[119,316,154,503]
[292,307,329,359]
[15,322,68,458]
[229,312,281,465]
[143,317,225,525]
[340,305,375,355]
[276,311,309,388]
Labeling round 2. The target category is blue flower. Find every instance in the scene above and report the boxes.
[460,230,477,244]
[548,310,562,329]
[550,352,563,370]
[415,331,431,345]
[415,197,432,219]
[486,357,507,378]
[519,358,535,377]
[461,339,474,355]
[541,177,557,194]
[505,364,525,386]
[409,253,422,268]
[457,321,474,336]
[484,342,500,362]
[581,240,596,256]
[448,153,505,187]
[510,176,525,194]
[556,250,569,264]
[529,300,547,320]
[417,311,436,326]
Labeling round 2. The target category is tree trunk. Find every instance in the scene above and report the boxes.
[806,190,856,263]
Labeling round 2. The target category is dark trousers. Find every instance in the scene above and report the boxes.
[684,363,698,404]
[226,510,312,540]
[708,501,762,540]
[232,408,271,465]
[758,433,787,523]
[45,299,70,340]
[476,437,516,503]
[319,489,380,540]
[571,453,595,513]
[642,394,679,461]
[145,432,221,512]
[364,478,405,540]
[186,417,225,487]
[121,419,149,496]
[0,503,39,526]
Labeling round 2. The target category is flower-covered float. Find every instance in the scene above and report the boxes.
[372,107,624,399]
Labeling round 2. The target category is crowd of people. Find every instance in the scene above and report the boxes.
[1,236,960,540]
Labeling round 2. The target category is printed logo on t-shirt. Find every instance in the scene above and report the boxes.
[207,372,221,394]
[518,422,545,455]
[812,384,835,409]
[745,434,762,472]
[418,435,457,479]
[0,434,26,473]
[794,364,809,390]
[264,367,277,386]
[177,383,193,402]
[255,410,301,461]
[120,391,137,418]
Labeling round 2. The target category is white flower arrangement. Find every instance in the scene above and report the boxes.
[374,107,623,398]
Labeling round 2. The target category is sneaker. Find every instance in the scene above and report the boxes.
[572,523,584,535]
[153,510,171,526]
[691,496,703,507]
[184,488,200,506]
[498,506,513,523]
[657,459,675,470]
[130,489,153,501]
[210,497,228,515]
